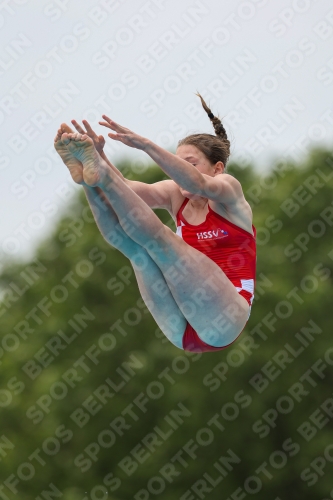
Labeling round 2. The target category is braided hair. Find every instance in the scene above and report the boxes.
[177,93,230,168]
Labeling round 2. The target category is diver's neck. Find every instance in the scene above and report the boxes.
[188,197,208,210]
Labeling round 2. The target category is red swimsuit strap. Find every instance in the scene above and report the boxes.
[176,198,190,222]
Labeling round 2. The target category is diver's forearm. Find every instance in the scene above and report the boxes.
[143,140,203,192]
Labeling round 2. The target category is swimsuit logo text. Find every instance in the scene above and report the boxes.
[197,229,228,240]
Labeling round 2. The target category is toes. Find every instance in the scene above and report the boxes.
[61,132,70,145]
[54,128,63,141]
[64,132,80,142]
[72,132,83,141]
[60,132,90,145]
[60,122,74,133]
[75,133,90,142]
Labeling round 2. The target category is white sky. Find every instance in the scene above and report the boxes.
[1,0,333,262]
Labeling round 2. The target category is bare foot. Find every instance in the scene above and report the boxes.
[61,132,109,187]
[54,124,84,184]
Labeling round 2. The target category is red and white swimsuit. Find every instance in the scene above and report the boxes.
[176,199,256,352]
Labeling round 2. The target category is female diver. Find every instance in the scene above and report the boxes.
[54,94,256,353]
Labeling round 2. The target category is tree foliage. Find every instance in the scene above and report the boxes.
[0,149,332,500]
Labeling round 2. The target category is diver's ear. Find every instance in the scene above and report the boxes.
[214,161,224,175]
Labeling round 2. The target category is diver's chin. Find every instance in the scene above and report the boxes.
[179,187,194,199]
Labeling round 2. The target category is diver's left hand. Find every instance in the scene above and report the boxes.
[99,115,148,151]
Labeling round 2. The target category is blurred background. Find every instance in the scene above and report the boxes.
[1,0,333,498]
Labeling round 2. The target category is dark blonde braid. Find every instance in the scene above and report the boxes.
[195,92,228,141]
[177,93,231,167]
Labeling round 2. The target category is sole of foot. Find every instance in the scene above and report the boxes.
[54,124,84,184]
[61,133,105,187]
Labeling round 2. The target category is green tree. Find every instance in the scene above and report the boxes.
[0,150,332,499]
